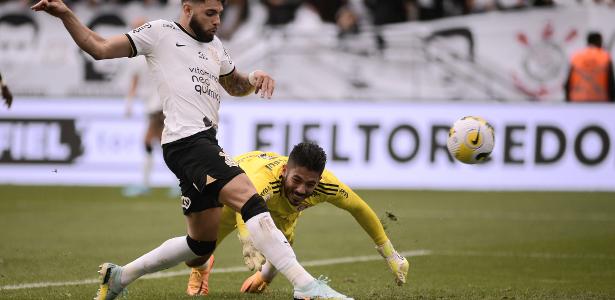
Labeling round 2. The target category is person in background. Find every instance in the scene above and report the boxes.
[122,17,166,197]
[565,31,615,102]
[0,71,13,109]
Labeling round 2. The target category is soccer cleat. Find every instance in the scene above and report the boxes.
[240,271,270,293]
[95,263,124,300]
[186,255,215,296]
[293,276,354,300]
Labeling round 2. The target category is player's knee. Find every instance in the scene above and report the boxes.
[145,143,153,154]
[240,194,269,223]
[186,235,216,256]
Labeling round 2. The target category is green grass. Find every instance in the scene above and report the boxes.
[0,186,614,299]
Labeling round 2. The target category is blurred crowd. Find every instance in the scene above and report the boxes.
[1,0,567,40]
[13,0,615,43]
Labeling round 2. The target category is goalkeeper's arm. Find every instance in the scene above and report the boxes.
[328,184,409,285]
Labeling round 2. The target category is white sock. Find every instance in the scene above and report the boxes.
[143,153,153,187]
[120,236,198,286]
[260,260,278,282]
[245,212,314,288]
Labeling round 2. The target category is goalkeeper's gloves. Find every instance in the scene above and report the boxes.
[240,271,270,293]
[238,233,266,271]
[376,240,409,286]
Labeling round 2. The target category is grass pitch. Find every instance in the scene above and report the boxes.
[0,186,614,299]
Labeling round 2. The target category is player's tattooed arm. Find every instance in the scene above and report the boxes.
[220,70,254,97]
[220,69,275,99]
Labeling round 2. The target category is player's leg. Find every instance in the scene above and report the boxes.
[141,115,158,189]
[219,175,352,299]
[185,205,237,296]
[117,182,220,285]
[96,129,220,300]
[186,204,236,267]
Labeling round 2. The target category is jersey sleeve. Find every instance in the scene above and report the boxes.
[322,172,389,246]
[125,20,163,58]
[214,37,235,76]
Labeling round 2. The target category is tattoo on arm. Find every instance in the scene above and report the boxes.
[220,70,255,97]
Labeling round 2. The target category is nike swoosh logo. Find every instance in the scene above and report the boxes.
[471,128,481,145]
[175,43,186,47]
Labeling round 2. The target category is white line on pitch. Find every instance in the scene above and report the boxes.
[0,250,431,291]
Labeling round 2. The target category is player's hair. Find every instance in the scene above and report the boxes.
[288,142,327,174]
[587,32,602,47]
[181,0,227,5]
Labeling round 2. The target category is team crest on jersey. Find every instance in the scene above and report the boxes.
[219,151,238,167]
[198,51,208,60]
[181,196,191,209]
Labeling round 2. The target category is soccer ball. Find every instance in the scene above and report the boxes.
[447,116,495,164]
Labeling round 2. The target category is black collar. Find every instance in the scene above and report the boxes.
[174,22,206,43]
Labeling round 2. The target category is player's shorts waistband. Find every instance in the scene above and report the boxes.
[162,127,217,149]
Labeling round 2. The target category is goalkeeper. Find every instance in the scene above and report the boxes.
[185,142,409,296]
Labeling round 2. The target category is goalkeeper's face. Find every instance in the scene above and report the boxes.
[281,164,321,206]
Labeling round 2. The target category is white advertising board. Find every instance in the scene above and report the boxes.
[1,99,614,191]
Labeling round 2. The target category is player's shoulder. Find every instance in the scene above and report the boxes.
[212,35,224,46]
[210,36,228,52]
[315,169,343,196]
[237,151,283,161]
[132,19,178,33]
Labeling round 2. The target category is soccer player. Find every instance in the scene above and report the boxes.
[0,71,13,108]
[31,1,352,299]
[185,142,409,296]
[122,17,166,197]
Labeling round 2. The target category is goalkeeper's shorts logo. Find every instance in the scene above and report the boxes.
[181,196,192,209]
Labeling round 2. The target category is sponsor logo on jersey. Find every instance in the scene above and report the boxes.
[132,23,152,33]
[163,23,178,30]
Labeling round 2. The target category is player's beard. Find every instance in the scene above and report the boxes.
[189,17,214,42]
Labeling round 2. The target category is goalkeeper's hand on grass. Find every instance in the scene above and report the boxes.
[376,240,409,286]
[238,232,266,271]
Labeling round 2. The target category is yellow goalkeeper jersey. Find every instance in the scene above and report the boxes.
[232,151,388,246]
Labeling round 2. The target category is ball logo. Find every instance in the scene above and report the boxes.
[464,129,483,149]
[181,196,191,209]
